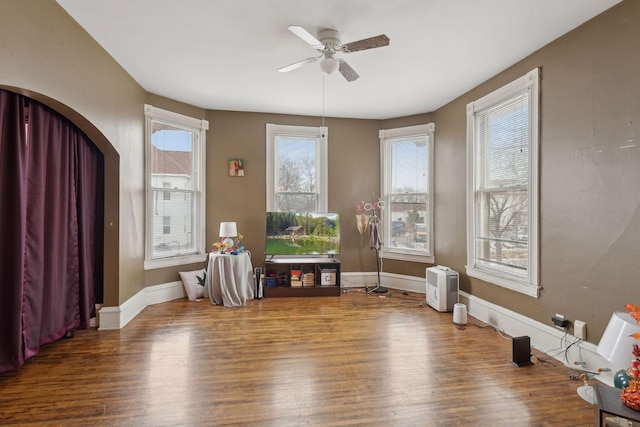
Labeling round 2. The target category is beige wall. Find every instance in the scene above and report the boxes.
[3,0,638,343]
[205,110,382,274]
[431,0,640,341]
[0,0,147,305]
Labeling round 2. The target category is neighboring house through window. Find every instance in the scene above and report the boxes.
[466,68,540,297]
[163,182,171,200]
[379,123,435,263]
[266,124,328,212]
[144,104,209,268]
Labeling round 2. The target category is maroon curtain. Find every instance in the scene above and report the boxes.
[76,122,104,315]
[0,90,28,373]
[0,90,103,373]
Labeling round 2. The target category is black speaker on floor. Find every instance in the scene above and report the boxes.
[512,336,533,367]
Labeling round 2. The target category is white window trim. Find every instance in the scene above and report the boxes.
[266,123,328,212]
[143,104,209,270]
[379,123,435,264]
[465,68,540,297]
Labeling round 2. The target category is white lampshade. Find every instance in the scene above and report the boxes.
[219,221,238,238]
[320,57,340,75]
[597,311,640,369]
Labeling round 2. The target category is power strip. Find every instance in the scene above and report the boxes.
[552,315,569,328]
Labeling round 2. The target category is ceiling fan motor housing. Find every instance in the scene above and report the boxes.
[317,29,342,52]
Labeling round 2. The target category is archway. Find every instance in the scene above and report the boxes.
[1,85,120,305]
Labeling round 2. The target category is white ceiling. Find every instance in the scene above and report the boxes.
[56,0,621,120]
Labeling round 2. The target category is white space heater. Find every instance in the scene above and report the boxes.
[426,266,459,312]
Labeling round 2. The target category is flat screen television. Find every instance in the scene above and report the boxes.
[266,212,340,257]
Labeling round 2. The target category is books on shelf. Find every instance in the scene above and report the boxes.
[302,272,315,287]
[290,269,302,287]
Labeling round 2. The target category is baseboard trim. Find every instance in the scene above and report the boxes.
[341,271,426,294]
[460,291,615,386]
[98,281,185,330]
[146,281,186,305]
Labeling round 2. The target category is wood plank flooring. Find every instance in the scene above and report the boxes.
[0,289,595,426]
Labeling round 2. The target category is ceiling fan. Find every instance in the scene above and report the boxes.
[278,25,390,82]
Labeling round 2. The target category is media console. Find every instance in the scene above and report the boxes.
[263,257,341,297]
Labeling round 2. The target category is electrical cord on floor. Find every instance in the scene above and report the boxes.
[564,337,583,364]
[534,329,569,361]
[345,287,428,307]
[389,292,427,308]
[342,287,369,294]
[534,330,582,367]
[375,290,428,307]
[535,349,567,366]
[465,319,511,340]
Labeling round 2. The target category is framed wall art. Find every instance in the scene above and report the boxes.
[229,159,245,177]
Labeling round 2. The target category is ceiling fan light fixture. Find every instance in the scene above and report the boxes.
[281,25,389,81]
[320,56,340,76]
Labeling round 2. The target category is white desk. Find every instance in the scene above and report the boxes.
[206,252,254,307]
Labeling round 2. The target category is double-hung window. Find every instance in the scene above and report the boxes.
[144,104,209,268]
[466,68,540,297]
[379,123,435,263]
[266,124,328,212]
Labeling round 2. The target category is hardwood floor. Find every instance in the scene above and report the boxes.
[0,289,594,426]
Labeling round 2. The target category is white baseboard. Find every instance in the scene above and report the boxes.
[460,291,616,386]
[146,281,186,305]
[341,271,426,294]
[98,281,185,330]
[340,272,377,288]
[96,272,615,386]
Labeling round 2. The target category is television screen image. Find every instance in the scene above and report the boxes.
[266,212,340,256]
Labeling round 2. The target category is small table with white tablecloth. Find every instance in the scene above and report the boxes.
[206,252,254,307]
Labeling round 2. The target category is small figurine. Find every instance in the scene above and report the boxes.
[212,231,246,254]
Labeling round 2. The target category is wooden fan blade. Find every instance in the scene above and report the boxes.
[342,34,389,53]
[288,25,324,50]
[278,56,319,73]
[339,60,359,82]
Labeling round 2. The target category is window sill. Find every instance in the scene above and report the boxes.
[465,266,539,298]
[380,250,434,264]
[144,253,207,270]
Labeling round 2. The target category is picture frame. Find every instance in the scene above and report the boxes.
[229,159,245,176]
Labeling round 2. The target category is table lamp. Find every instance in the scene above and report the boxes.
[574,311,640,405]
[219,221,238,252]
[597,311,640,388]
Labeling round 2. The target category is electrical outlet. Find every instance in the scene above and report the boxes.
[574,320,587,340]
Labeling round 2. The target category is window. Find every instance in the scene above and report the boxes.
[466,68,539,297]
[266,124,328,212]
[379,123,434,263]
[144,105,209,269]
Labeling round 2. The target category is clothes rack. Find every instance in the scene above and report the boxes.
[368,210,387,293]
